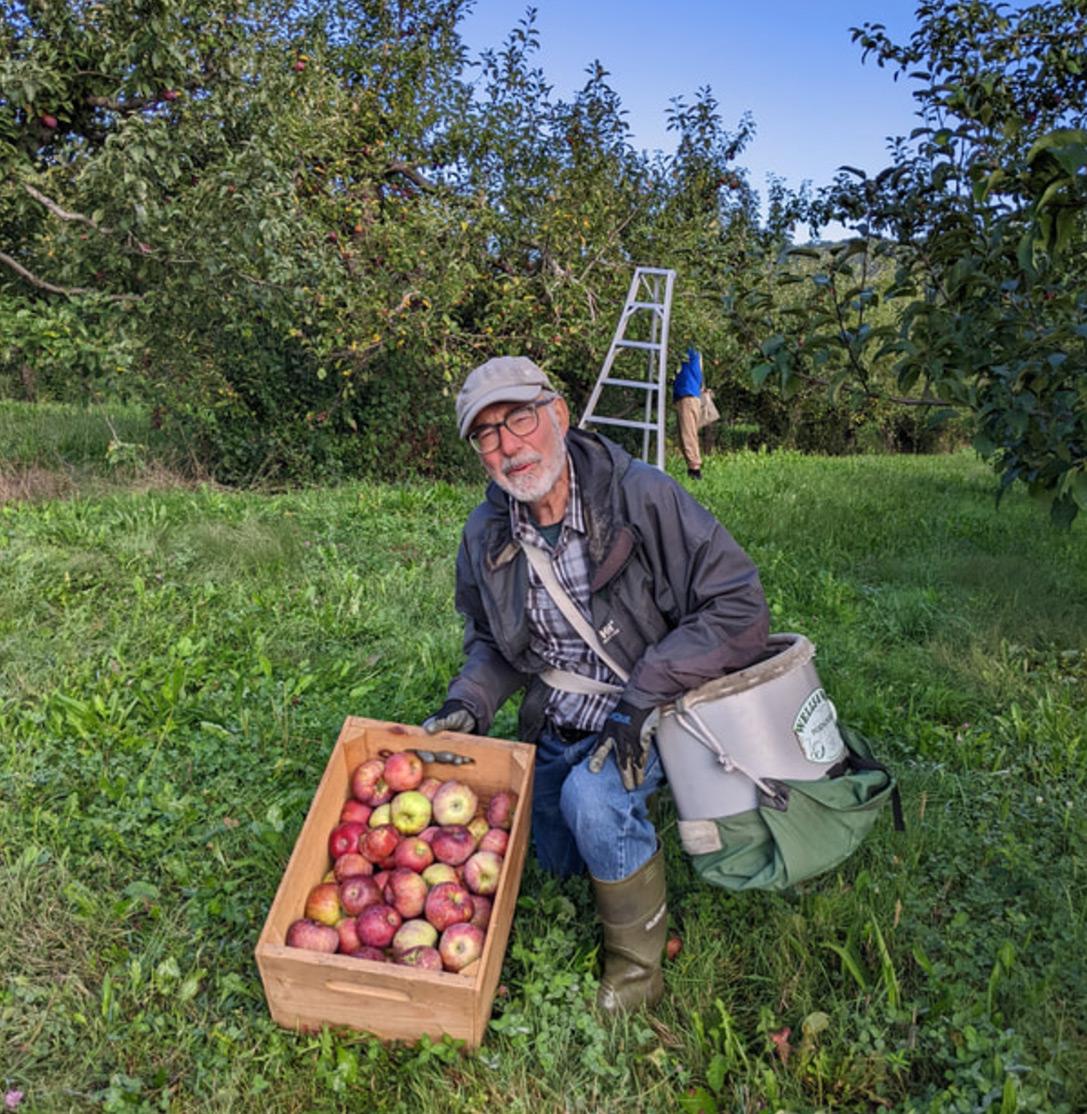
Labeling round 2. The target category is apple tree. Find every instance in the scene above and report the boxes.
[726,0,1087,522]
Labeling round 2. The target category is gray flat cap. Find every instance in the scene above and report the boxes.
[455,356,556,438]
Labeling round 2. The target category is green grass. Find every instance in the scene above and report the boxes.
[1,447,1084,1113]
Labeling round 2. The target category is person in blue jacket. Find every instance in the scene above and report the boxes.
[673,346,703,479]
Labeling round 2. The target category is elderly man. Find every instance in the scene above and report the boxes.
[423,356,769,1013]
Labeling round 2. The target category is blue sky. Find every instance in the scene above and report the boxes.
[459,1,925,224]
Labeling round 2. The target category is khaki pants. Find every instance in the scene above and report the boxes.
[675,394,701,471]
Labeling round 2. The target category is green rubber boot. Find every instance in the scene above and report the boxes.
[591,845,668,1014]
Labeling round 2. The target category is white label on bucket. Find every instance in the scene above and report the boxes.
[793,688,848,764]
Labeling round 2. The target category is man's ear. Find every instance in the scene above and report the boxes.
[553,395,571,435]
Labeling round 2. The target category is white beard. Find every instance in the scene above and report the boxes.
[495,444,567,506]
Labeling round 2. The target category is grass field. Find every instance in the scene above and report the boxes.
[1,436,1084,1113]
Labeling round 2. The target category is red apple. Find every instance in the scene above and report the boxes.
[350,758,386,803]
[418,825,440,845]
[439,922,485,972]
[355,903,403,948]
[390,790,432,835]
[349,945,387,963]
[339,798,373,826]
[421,862,458,888]
[336,916,362,954]
[418,776,442,801]
[424,880,474,931]
[304,882,342,926]
[384,750,424,791]
[431,780,478,826]
[333,852,373,882]
[41,114,58,129]
[431,824,476,866]
[462,850,503,896]
[361,824,400,863]
[392,836,434,873]
[373,869,392,892]
[367,776,393,808]
[485,789,518,831]
[338,874,383,916]
[286,918,339,952]
[468,893,493,930]
[328,820,367,859]
[392,917,439,954]
[478,827,509,857]
[396,945,444,970]
[383,868,428,919]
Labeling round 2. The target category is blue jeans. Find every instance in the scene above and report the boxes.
[531,723,665,882]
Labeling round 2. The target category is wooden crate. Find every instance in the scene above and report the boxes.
[255,716,535,1049]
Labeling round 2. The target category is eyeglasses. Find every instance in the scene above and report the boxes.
[468,396,556,454]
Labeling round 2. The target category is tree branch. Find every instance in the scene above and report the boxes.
[0,251,142,301]
[22,182,113,233]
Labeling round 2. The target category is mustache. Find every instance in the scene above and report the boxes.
[501,451,541,477]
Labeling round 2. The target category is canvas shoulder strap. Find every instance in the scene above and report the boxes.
[520,541,631,685]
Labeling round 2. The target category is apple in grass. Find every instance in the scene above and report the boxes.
[384,750,424,792]
[485,789,518,831]
[338,874,383,916]
[390,790,432,835]
[439,922,485,973]
[333,852,373,882]
[350,758,386,803]
[304,882,342,926]
[478,827,509,857]
[328,820,367,859]
[424,879,474,931]
[431,780,478,826]
[286,918,339,953]
[383,868,428,919]
[355,902,403,949]
[392,836,434,873]
[462,850,503,896]
[361,823,400,863]
[392,917,439,955]
[431,824,476,866]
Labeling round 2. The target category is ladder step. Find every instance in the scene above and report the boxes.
[583,415,660,432]
[614,339,662,351]
[627,301,666,312]
[599,377,658,390]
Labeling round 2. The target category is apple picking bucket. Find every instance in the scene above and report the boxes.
[255,716,534,1049]
[656,633,848,822]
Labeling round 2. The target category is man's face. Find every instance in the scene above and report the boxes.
[471,394,570,506]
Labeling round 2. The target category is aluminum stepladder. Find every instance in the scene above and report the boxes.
[578,266,676,469]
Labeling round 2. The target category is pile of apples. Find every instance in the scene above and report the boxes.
[284,749,518,976]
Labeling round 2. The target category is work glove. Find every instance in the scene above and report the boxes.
[589,699,653,791]
[422,699,477,736]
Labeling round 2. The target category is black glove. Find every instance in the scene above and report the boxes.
[422,699,477,736]
[589,699,652,791]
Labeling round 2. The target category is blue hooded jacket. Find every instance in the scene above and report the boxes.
[673,347,702,401]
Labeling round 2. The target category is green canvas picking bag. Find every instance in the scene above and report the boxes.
[675,725,902,892]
